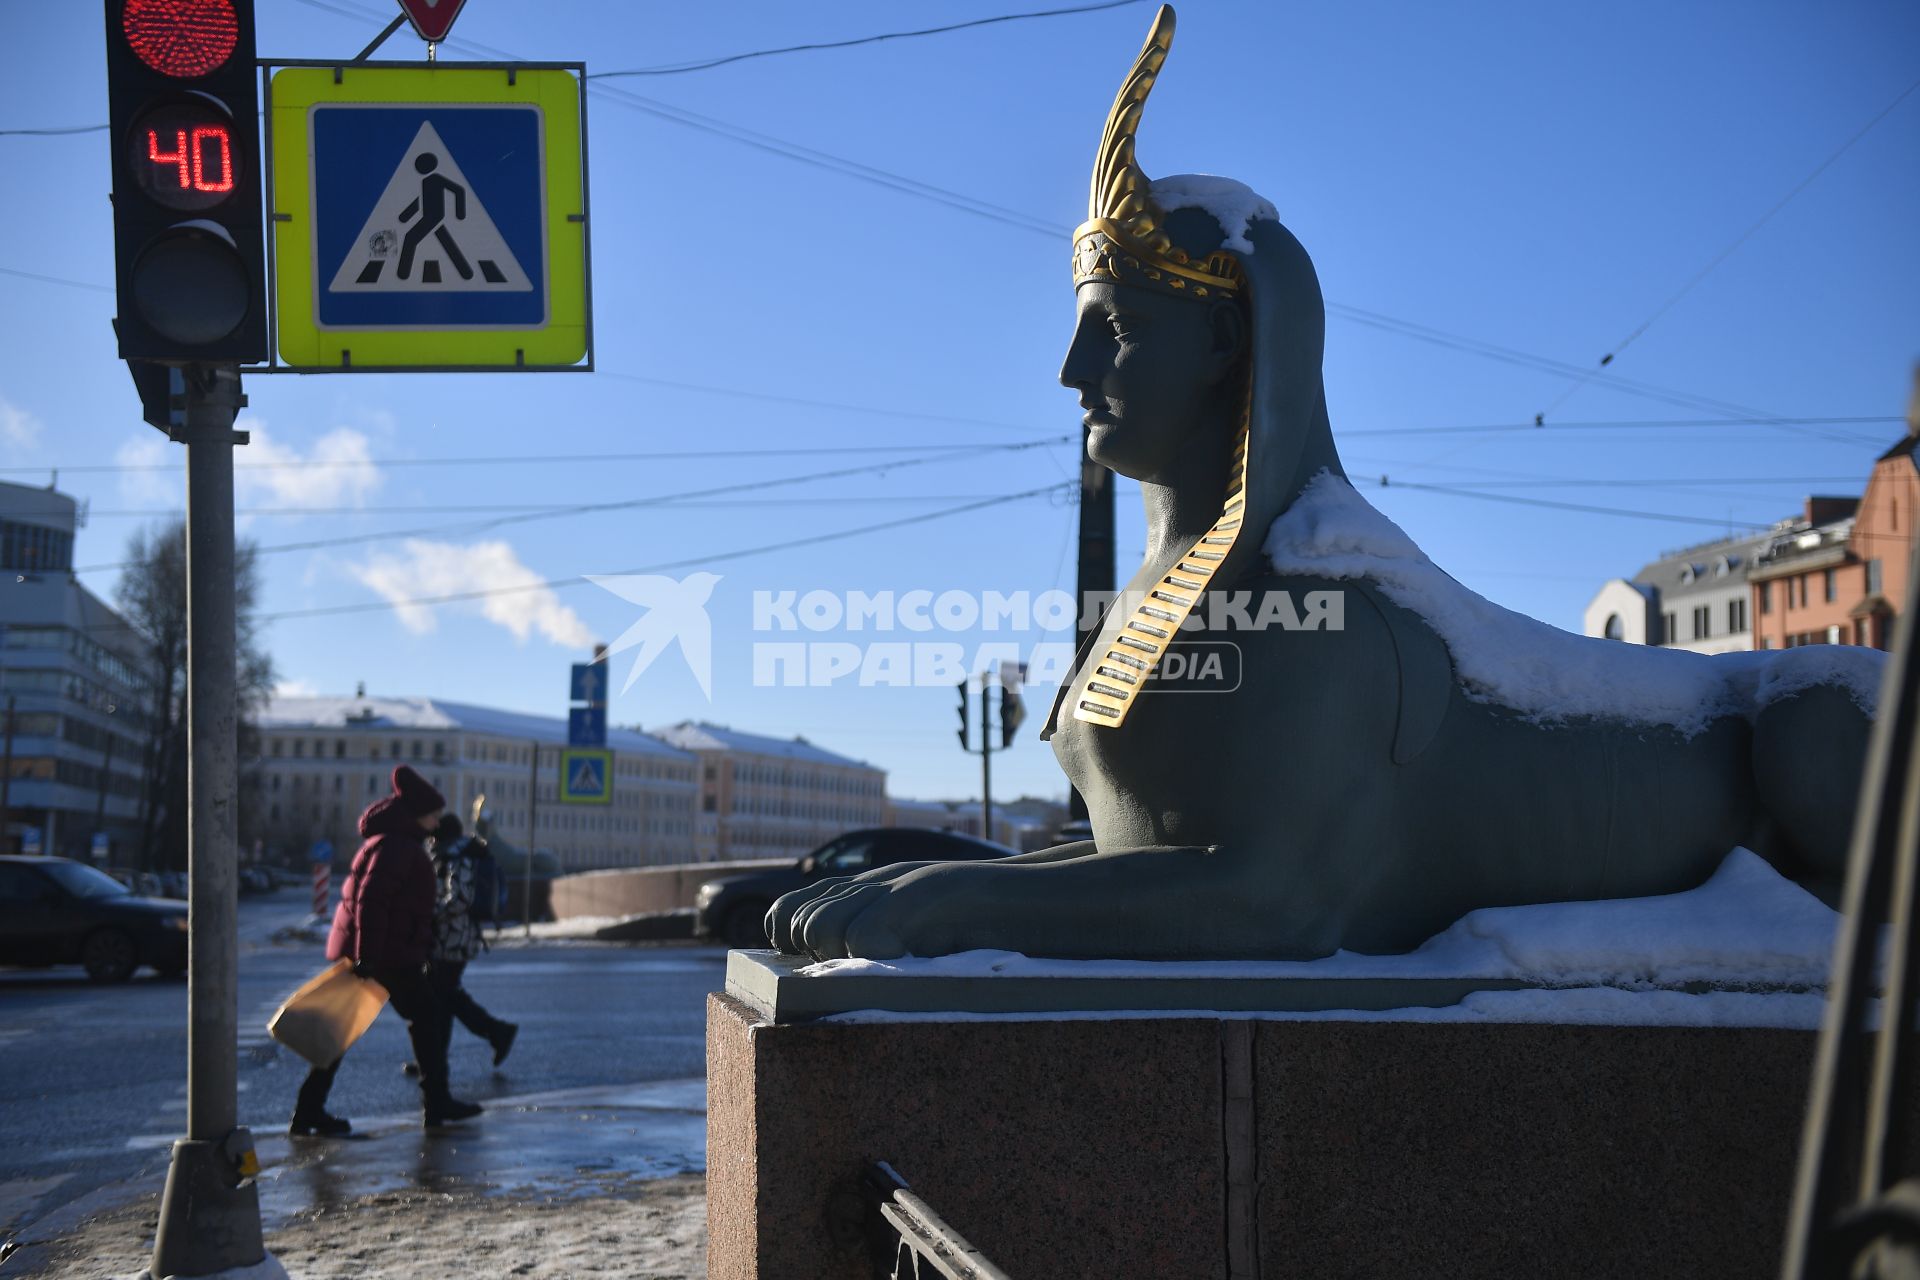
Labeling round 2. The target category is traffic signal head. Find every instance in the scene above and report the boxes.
[104,0,267,363]
[956,678,971,752]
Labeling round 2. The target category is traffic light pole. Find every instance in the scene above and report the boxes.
[152,364,265,1279]
[980,679,994,842]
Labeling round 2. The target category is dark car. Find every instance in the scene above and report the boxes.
[0,856,190,982]
[693,827,1019,948]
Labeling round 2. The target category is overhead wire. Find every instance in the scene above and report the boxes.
[1534,73,1920,419]
[256,484,1072,624]
[2,436,1069,477]
[588,0,1148,78]
[69,435,1069,573]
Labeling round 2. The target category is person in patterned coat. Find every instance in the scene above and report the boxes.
[425,814,517,1069]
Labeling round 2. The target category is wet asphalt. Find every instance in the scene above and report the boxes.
[0,889,728,1237]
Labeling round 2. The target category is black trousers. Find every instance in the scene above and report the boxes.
[430,959,509,1056]
[295,962,450,1117]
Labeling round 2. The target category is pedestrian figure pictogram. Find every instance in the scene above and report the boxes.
[569,755,604,793]
[397,152,470,282]
[328,120,531,296]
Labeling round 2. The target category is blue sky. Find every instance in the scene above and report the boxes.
[2,0,1916,802]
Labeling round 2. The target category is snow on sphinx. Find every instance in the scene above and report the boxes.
[1264,471,1886,736]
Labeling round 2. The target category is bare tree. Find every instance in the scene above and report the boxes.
[115,518,275,871]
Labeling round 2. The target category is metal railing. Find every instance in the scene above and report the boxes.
[1782,527,1920,1280]
[859,1162,1011,1280]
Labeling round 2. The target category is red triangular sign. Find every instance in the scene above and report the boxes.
[396,0,468,42]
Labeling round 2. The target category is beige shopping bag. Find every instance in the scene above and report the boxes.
[266,959,390,1067]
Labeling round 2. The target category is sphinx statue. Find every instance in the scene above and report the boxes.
[768,5,1880,963]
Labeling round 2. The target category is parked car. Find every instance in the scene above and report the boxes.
[0,856,190,982]
[104,866,167,898]
[693,827,1019,948]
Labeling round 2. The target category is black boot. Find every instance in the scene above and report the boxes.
[489,1023,519,1068]
[424,1094,484,1128]
[289,1111,352,1138]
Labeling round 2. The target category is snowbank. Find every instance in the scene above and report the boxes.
[1261,472,1883,733]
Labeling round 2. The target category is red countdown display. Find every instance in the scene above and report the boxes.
[128,102,239,211]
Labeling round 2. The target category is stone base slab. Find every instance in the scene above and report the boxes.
[706,992,1913,1279]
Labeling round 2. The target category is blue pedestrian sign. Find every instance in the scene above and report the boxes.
[559,748,613,805]
[570,661,607,706]
[268,65,589,371]
[568,705,607,747]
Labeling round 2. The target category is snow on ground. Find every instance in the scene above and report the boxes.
[43,1179,705,1280]
[1263,472,1884,732]
[801,849,1847,1028]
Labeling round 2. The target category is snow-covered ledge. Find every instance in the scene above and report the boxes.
[728,850,1840,1027]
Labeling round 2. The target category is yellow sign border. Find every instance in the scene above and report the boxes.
[558,748,614,805]
[268,65,587,370]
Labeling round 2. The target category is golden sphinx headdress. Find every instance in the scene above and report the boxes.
[1069,4,1253,731]
[1071,6,1244,302]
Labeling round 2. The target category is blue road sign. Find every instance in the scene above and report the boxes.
[568,706,607,747]
[309,840,335,864]
[570,661,607,705]
[559,748,612,805]
[309,105,547,331]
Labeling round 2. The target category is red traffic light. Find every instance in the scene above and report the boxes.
[122,0,239,78]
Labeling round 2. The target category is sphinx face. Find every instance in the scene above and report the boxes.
[1059,280,1243,484]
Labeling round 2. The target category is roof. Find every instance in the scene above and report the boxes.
[260,695,695,762]
[1876,433,1920,465]
[655,721,880,771]
[1630,528,1778,599]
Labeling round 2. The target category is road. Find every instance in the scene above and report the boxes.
[0,888,728,1236]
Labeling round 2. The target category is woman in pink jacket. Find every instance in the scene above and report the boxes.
[291,765,483,1134]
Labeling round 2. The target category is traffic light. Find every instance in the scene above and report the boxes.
[956,679,970,752]
[999,662,1028,748]
[103,0,267,363]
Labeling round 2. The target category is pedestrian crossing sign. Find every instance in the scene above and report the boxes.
[559,748,613,805]
[268,64,589,370]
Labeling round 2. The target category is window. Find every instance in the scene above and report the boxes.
[335,740,346,758]
[271,740,283,757]
[293,740,305,758]
[1693,606,1710,640]
[1868,559,1884,595]
[1661,612,1677,645]
[1828,625,1843,645]
[1823,569,1836,603]
[1760,582,1772,614]
[1758,637,1771,650]
[1728,598,1747,634]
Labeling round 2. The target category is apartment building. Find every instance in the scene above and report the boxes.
[0,481,155,860]
[654,721,886,861]
[254,694,698,871]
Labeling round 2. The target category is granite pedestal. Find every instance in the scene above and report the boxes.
[706,955,1894,1279]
